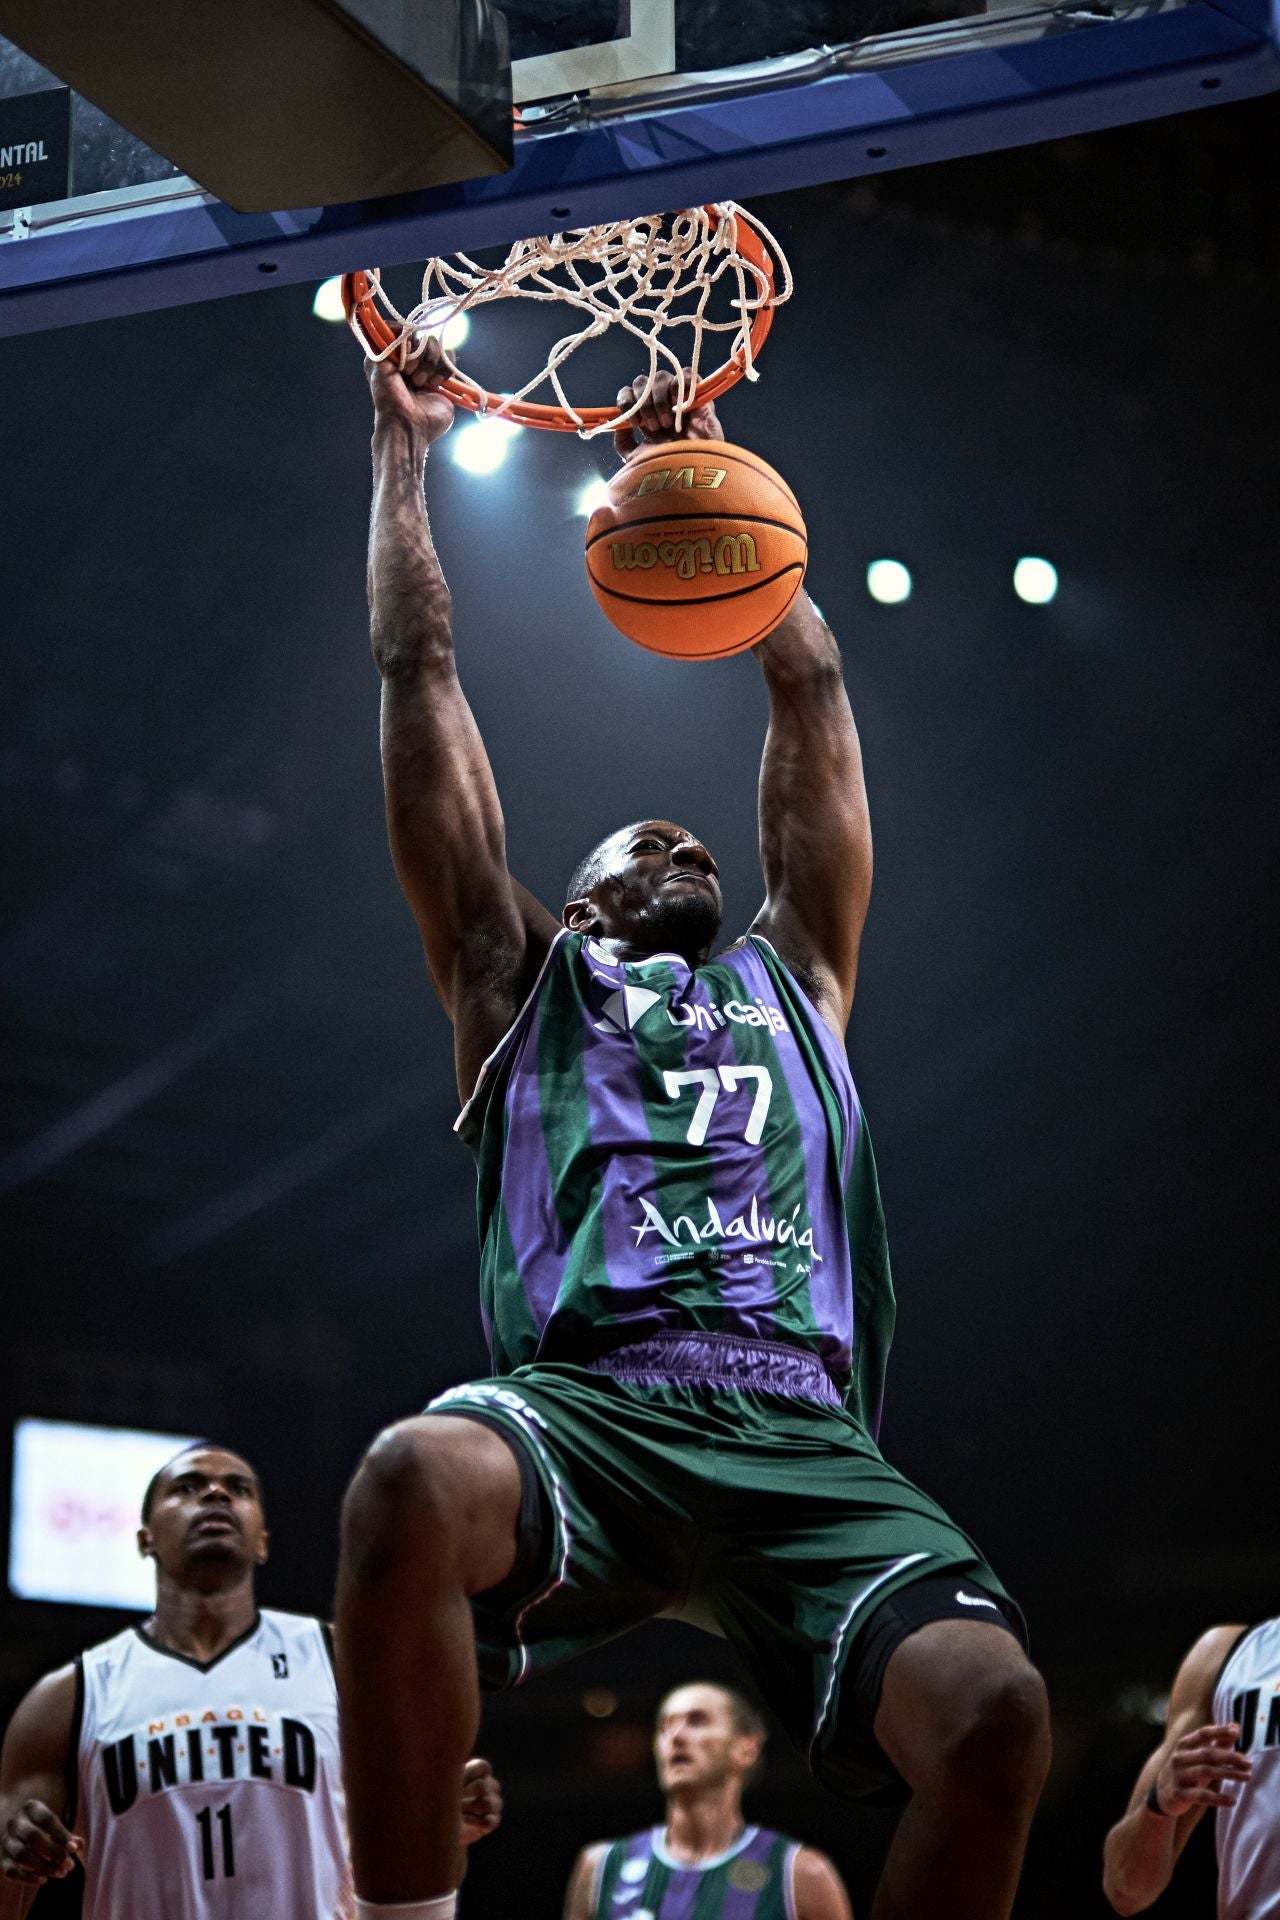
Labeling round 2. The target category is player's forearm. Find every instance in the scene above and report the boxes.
[1102,1806,1180,1914]
[755,604,869,870]
[754,590,844,689]
[368,419,454,680]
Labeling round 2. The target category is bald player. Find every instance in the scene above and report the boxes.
[0,1444,500,1918]
[335,347,1050,1920]
[564,1681,853,1920]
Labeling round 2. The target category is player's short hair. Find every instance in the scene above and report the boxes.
[140,1443,259,1523]
[564,824,643,909]
[657,1682,768,1748]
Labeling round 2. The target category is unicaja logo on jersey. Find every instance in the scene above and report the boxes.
[667,996,788,1035]
[597,987,788,1037]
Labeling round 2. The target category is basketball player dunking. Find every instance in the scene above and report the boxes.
[564,1681,853,1920]
[335,347,1051,1920]
[0,1445,499,1919]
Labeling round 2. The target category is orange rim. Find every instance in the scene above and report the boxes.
[340,206,778,433]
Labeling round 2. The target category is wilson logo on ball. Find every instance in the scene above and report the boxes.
[609,534,761,580]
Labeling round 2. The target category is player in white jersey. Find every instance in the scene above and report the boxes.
[0,1444,501,1919]
[1101,1616,1277,1916]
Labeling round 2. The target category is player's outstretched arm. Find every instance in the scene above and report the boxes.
[1102,1624,1250,1914]
[0,1665,81,1918]
[365,344,560,1097]
[612,369,870,1035]
[793,1845,855,1920]
[750,592,871,1037]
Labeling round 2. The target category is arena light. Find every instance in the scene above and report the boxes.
[576,478,613,517]
[422,302,471,351]
[9,1418,198,1608]
[867,559,912,605]
[312,284,471,352]
[451,415,520,476]
[1013,557,1058,604]
[312,276,347,322]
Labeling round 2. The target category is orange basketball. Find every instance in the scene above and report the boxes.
[585,439,808,659]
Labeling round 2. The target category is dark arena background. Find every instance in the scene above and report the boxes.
[3,57,1280,1920]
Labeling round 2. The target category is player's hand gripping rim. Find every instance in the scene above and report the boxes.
[367,332,457,446]
[613,368,724,462]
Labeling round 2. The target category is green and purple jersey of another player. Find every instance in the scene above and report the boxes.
[588,1824,797,1920]
[457,932,894,1432]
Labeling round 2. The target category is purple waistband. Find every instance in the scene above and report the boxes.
[587,1331,840,1406]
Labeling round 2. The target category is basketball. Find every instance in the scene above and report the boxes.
[584,439,808,659]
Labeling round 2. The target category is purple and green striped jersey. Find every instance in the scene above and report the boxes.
[588,1824,798,1920]
[457,931,894,1428]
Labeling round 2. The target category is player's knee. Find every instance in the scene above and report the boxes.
[340,1419,467,1589]
[936,1660,1051,1811]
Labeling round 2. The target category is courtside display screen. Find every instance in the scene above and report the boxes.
[8,1418,196,1609]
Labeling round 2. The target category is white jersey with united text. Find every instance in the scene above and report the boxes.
[1213,1616,1280,1920]
[74,1609,350,1920]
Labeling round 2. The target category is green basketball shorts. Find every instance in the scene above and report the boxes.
[426,1341,1024,1801]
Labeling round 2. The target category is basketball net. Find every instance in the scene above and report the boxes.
[344,203,792,438]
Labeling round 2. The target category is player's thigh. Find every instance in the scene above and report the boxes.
[703,1403,1025,1799]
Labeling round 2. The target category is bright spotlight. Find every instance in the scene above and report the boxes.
[416,300,471,351]
[867,559,912,605]
[451,415,520,476]
[312,277,347,323]
[1013,557,1058,604]
[577,478,613,517]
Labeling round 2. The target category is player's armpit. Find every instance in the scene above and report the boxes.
[749,595,872,1036]
[792,1845,855,1920]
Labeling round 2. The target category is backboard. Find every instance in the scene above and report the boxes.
[2,0,1278,337]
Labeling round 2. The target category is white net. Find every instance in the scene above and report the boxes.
[358,203,792,438]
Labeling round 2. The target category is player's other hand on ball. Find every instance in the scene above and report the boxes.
[366,333,456,445]
[459,1756,503,1845]
[0,1798,83,1884]
[614,367,723,461]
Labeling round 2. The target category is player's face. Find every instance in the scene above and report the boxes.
[654,1685,754,1795]
[139,1449,268,1582]
[584,822,723,954]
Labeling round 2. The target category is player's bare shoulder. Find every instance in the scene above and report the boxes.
[1171,1622,1251,1718]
